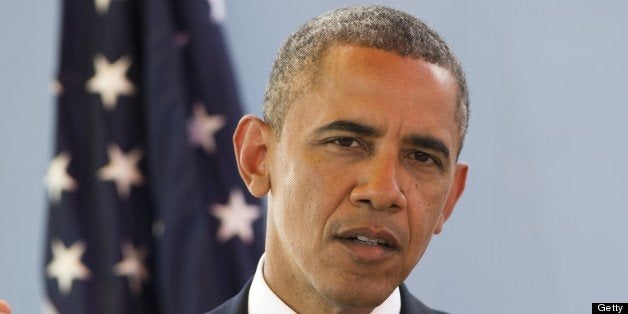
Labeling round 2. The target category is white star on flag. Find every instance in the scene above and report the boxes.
[112,241,149,296]
[207,0,226,23]
[187,102,226,153]
[44,152,78,204]
[211,189,260,244]
[94,0,113,15]
[85,54,136,110]
[46,240,91,295]
[97,144,144,198]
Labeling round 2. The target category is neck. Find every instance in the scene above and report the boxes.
[263,232,377,314]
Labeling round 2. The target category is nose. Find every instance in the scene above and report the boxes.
[349,153,407,212]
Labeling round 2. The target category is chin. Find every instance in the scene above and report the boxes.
[317,278,395,310]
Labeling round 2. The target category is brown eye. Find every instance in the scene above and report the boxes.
[335,137,358,147]
[413,152,435,164]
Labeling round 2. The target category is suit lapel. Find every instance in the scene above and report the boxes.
[399,283,446,314]
[207,279,252,314]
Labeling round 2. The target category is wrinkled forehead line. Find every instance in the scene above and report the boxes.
[308,44,458,105]
[278,43,461,142]
[288,53,455,127]
[325,45,461,153]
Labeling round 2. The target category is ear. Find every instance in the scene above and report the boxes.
[433,162,468,234]
[233,115,273,198]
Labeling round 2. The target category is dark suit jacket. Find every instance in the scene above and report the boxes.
[208,279,448,314]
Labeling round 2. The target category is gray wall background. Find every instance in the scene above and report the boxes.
[1,1,627,313]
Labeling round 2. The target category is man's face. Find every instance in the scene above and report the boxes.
[260,45,467,311]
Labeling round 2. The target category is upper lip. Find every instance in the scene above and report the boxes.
[335,226,401,250]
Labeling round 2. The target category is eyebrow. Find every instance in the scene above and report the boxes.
[405,135,451,163]
[312,119,382,137]
[312,119,451,163]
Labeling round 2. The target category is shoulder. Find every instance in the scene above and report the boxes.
[206,279,252,314]
[399,284,449,314]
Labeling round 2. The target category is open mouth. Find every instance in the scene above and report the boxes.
[347,235,392,248]
[337,232,398,262]
[335,226,401,257]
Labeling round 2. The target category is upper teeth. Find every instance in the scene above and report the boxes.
[355,235,387,245]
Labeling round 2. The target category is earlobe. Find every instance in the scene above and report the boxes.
[233,115,272,198]
[433,163,468,234]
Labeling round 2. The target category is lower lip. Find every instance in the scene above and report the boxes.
[337,238,396,263]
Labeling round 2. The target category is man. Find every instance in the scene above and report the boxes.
[211,5,469,313]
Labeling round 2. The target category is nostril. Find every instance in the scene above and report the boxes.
[349,173,406,212]
[355,198,402,213]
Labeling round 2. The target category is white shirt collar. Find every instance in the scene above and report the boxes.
[248,254,401,314]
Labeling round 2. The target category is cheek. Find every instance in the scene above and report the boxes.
[406,177,451,241]
[411,174,451,212]
[271,155,334,245]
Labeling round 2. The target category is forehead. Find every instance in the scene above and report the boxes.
[285,45,459,147]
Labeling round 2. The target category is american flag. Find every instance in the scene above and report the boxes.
[43,0,265,313]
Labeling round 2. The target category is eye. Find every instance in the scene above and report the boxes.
[411,151,436,164]
[333,137,360,148]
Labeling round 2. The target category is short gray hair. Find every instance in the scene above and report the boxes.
[263,5,469,155]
